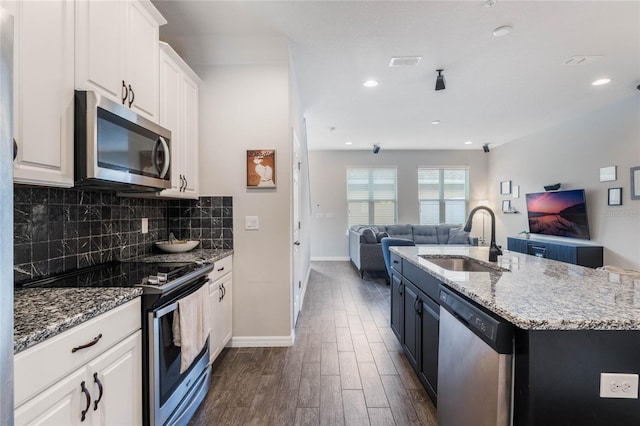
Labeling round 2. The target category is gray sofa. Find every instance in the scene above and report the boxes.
[348,224,476,278]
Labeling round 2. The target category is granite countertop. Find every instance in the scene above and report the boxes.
[391,245,640,331]
[14,287,142,354]
[141,248,233,263]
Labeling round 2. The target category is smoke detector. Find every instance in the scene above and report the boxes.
[389,56,422,67]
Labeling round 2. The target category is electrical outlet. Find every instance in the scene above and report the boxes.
[600,373,639,399]
[141,218,149,234]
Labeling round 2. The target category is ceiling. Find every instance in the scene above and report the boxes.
[152,1,640,151]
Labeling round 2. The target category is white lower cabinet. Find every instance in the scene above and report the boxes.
[14,299,142,426]
[208,256,233,364]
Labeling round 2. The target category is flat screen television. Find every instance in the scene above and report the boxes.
[525,189,591,239]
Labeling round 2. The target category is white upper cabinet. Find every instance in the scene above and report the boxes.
[8,0,75,187]
[75,0,166,122]
[158,42,201,199]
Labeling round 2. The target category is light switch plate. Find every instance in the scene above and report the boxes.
[600,373,639,398]
[141,218,149,234]
[245,216,259,230]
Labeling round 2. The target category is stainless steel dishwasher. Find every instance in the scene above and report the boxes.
[437,286,514,426]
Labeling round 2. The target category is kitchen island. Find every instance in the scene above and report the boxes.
[391,245,640,426]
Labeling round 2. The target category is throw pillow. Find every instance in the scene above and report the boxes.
[448,227,470,244]
[375,231,389,242]
[361,228,377,244]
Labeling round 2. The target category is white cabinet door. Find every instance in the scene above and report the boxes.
[208,281,223,364]
[75,0,127,102]
[159,47,184,196]
[14,368,86,426]
[181,75,200,197]
[127,0,159,120]
[76,0,161,122]
[12,0,74,187]
[220,273,233,346]
[157,42,201,199]
[88,331,142,426]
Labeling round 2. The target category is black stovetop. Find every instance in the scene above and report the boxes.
[16,261,207,289]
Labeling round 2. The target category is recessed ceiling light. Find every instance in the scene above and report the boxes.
[431,120,441,125]
[345,141,353,145]
[492,26,512,37]
[363,80,379,88]
[464,141,473,145]
[592,78,611,86]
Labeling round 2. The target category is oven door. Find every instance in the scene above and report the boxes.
[148,279,211,426]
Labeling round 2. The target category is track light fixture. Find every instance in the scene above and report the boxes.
[373,144,381,154]
[482,144,490,153]
[435,69,446,91]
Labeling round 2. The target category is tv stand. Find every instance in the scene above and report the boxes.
[507,237,603,268]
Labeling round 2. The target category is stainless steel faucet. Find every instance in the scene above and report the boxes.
[464,206,503,262]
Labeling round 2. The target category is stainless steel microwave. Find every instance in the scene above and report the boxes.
[74,91,171,192]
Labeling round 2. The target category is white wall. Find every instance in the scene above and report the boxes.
[309,150,489,259]
[489,96,640,269]
[197,64,293,341]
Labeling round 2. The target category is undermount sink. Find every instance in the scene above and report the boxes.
[419,255,508,273]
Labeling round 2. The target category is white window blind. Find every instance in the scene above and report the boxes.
[347,168,397,226]
[418,168,469,225]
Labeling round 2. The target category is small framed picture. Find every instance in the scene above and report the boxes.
[502,199,511,212]
[631,166,640,200]
[500,180,512,195]
[608,187,622,206]
[600,166,617,182]
[512,185,520,199]
[246,150,276,188]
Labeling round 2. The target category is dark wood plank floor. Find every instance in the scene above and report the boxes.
[189,261,438,425]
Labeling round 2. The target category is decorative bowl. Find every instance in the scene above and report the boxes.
[154,240,200,253]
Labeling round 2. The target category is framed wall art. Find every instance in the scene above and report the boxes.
[502,199,511,212]
[631,166,640,200]
[608,187,622,206]
[500,180,512,195]
[600,166,617,182]
[247,150,276,188]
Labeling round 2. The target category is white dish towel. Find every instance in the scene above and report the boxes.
[172,285,211,373]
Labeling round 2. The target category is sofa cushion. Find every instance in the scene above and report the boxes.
[436,224,460,244]
[386,224,413,239]
[412,225,438,244]
[361,228,377,244]
[448,227,470,244]
[375,231,389,242]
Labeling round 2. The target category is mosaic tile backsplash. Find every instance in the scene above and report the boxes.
[13,186,233,283]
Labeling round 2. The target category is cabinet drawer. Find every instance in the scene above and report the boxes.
[390,252,402,274]
[403,261,441,303]
[209,255,232,282]
[14,298,141,407]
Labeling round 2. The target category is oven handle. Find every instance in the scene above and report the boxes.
[153,278,210,318]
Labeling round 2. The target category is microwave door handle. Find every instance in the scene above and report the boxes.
[151,136,171,179]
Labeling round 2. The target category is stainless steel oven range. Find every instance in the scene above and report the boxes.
[17,260,215,426]
[139,261,214,426]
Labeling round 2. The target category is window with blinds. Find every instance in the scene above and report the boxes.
[418,168,469,225]
[347,168,397,226]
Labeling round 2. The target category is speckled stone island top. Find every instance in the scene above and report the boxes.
[13,250,232,354]
[391,245,640,331]
[14,287,142,354]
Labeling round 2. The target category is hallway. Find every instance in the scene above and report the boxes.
[189,261,437,425]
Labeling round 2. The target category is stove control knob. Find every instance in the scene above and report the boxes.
[157,273,168,282]
[148,276,159,285]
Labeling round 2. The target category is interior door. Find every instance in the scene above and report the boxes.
[292,129,302,327]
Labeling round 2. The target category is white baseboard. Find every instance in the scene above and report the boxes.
[311,256,350,261]
[229,332,295,347]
